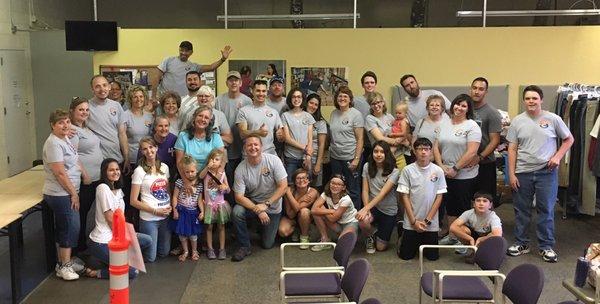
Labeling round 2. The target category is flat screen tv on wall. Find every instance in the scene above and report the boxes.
[65,21,118,51]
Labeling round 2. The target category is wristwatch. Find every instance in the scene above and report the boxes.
[452,165,459,172]
[264,200,272,207]
[424,218,432,226]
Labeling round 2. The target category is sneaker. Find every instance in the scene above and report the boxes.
[218,249,227,260]
[55,260,84,274]
[455,247,468,255]
[539,248,558,263]
[56,262,79,281]
[231,247,252,262]
[299,235,310,250]
[206,249,217,260]
[291,231,300,242]
[365,235,376,254]
[310,241,333,252]
[464,249,476,264]
[507,244,530,256]
[439,235,459,245]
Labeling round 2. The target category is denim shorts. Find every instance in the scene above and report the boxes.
[44,194,80,248]
[334,221,359,233]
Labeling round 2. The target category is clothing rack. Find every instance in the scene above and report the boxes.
[556,83,600,218]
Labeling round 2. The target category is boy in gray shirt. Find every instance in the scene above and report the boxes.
[450,192,502,247]
[397,138,447,260]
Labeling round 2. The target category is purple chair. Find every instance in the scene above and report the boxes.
[361,298,382,304]
[418,236,508,303]
[279,232,358,302]
[503,264,544,304]
[280,258,370,303]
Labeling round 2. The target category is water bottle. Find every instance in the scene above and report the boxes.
[575,256,590,287]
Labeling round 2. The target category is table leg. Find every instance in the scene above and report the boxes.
[42,201,56,272]
[8,217,23,304]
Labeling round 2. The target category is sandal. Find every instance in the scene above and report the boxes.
[83,268,98,278]
[178,251,189,262]
[191,250,200,261]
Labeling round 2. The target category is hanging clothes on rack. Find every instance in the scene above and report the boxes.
[557,83,600,216]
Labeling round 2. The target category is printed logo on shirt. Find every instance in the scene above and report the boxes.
[150,178,170,203]
[265,110,274,118]
[260,166,271,177]
[342,119,350,125]
[168,147,175,157]
[302,118,311,125]
[145,120,153,128]
[453,128,469,137]
[538,119,550,129]
[110,107,118,116]
[429,172,439,182]
[434,127,441,135]
[236,101,243,109]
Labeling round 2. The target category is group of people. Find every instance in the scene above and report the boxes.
[40,40,574,282]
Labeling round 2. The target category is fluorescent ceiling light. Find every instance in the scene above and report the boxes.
[217,13,360,22]
[457,9,600,17]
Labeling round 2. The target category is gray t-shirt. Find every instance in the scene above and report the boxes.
[329,108,364,160]
[353,95,371,119]
[87,97,125,163]
[281,111,316,159]
[157,56,201,97]
[236,103,283,156]
[413,115,450,144]
[365,113,395,146]
[506,111,571,173]
[457,209,502,234]
[437,119,482,180]
[266,97,288,114]
[407,89,451,127]
[215,93,253,159]
[178,95,197,130]
[362,163,400,216]
[397,163,447,232]
[311,120,328,159]
[473,103,503,163]
[122,111,153,163]
[233,154,288,214]
[43,134,81,196]
[71,125,103,182]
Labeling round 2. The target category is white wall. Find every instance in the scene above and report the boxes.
[0,0,90,178]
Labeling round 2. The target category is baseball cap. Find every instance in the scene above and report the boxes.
[270,76,285,84]
[227,71,241,79]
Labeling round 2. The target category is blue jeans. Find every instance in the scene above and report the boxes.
[44,194,80,248]
[139,218,172,262]
[232,204,281,249]
[88,233,152,279]
[329,158,362,209]
[512,168,558,250]
[285,157,304,184]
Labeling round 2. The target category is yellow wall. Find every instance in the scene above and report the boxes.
[94,27,600,118]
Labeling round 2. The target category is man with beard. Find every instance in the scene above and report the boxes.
[237,80,284,156]
[465,77,503,204]
[400,74,450,128]
[178,71,202,124]
[266,76,287,114]
[155,41,232,97]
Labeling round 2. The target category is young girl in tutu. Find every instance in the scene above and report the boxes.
[200,149,231,260]
[171,155,204,261]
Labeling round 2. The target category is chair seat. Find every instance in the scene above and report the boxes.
[421,272,493,300]
[284,273,342,296]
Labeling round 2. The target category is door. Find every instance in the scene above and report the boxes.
[1,50,33,176]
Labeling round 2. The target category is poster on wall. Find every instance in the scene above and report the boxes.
[290,67,348,106]
[229,60,286,98]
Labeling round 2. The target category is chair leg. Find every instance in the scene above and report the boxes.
[418,282,422,304]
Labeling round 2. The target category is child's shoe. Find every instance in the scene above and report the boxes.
[218,249,227,260]
[206,249,217,260]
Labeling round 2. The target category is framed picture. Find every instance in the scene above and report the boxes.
[229,60,286,98]
[291,67,348,106]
